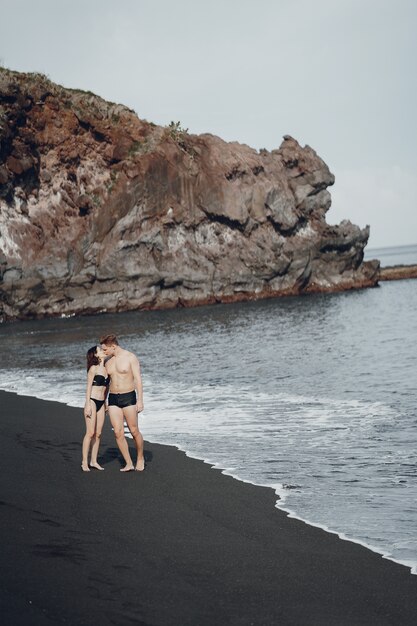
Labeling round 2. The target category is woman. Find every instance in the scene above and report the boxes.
[82,345,109,471]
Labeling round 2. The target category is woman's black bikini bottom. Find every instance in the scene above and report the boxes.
[90,398,105,412]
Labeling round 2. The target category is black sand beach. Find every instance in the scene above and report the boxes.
[1,391,417,625]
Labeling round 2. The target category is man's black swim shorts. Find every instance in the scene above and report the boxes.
[108,390,136,408]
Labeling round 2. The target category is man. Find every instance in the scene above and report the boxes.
[100,334,145,472]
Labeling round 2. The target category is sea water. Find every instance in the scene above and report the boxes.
[365,242,417,267]
[1,247,416,574]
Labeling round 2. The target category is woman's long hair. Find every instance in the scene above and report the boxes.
[87,346,99,372]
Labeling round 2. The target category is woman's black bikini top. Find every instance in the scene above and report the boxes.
[92,374,110,387]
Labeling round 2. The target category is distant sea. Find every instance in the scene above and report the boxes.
[1,243,416,574]
[365,242,417,267]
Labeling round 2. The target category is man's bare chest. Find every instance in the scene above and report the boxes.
[106,357,131,376]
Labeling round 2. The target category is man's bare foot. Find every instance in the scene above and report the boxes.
[90,462,104,471]
[135,458,145,472]
[81,464,90,472]
[120,464,134,472]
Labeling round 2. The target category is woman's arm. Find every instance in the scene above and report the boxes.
[84,367,95,418]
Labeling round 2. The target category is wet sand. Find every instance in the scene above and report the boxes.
[1,389,417,625]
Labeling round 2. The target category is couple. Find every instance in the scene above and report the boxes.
[82,334,145,473]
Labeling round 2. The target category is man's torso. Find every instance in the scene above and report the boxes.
[106,349,135,393]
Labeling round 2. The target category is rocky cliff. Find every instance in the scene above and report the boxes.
[0,68,379,321]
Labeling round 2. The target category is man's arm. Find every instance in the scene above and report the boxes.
[131,354,144,412]
[104,358,111,411]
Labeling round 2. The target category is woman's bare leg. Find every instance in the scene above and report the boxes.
[108,406,134,471]
[90,405,105,469]
[82,406,97,471]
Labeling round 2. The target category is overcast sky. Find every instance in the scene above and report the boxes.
[1,0,416,247]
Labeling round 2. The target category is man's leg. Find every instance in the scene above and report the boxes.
[108,405,134,471]
[123,405,145,471]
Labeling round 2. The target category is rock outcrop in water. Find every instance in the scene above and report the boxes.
[379,265,417,281]
[0,68,379,321]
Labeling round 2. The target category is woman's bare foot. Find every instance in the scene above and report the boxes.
[90,462,104,471]
[120,464,134,472]
[135,457,145,472]
[81,463,90,472]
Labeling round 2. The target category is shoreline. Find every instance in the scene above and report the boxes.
[3,385,417,578]
[1,263,416,323]
[0,272,377,323]
[2,390,417,624]
[145,435,417,577]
